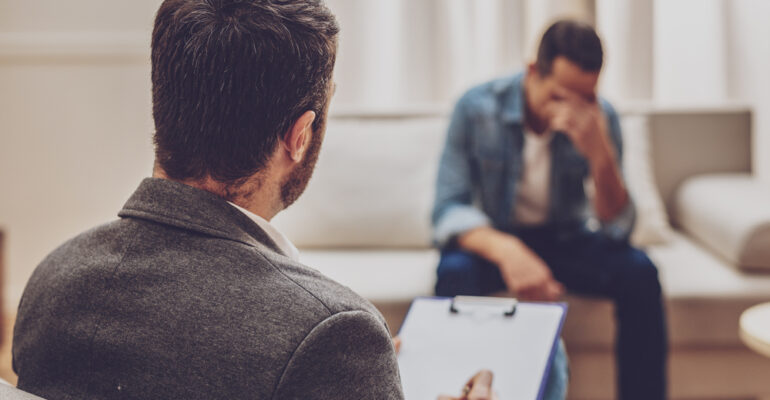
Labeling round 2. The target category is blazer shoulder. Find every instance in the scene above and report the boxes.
[254,250,388,327]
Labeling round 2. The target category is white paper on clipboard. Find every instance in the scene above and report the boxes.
[397,297,567,400]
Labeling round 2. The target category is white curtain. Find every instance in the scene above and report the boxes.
[326,0,594,111]
[326,0,739,106]
[652,0,728,103]
[595,0,654,102]
[596,0,732,105]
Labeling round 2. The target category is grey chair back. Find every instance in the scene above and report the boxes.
[0,383,45,399]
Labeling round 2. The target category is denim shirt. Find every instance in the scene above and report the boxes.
[432,72,635,248]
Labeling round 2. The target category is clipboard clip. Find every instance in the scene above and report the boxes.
[449,296,518,317]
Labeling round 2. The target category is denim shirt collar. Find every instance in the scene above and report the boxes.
[495,72,526,125]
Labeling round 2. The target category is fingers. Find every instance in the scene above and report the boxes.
[549,112,573,134]
[547,88,602,141]
[506,262,551,291]
[508,269,563,302]
[466,369,494,400]
[497,242,563,301]
[544,280,565,300]
[551,85,583,104]
[517,283,559,301]
[392,336,402,354]
[438,369,496,400]
[547,102,574,133]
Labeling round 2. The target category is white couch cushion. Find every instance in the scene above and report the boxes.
[620,114,675,247]
[277,114,676,249]
[675,173,770,271]
[299,249,438,303]
[296,233,770,346]
[272,117,447,248]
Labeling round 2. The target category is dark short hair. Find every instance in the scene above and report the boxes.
[151,0,339,183]
[535,19,603,76]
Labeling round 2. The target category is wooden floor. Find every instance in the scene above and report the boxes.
[1,314,18,385]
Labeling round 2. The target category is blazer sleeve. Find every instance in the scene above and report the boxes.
[272,311,404,400]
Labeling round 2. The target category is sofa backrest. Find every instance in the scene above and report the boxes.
[272,116,447,248]
[272,107,753,248]
[645,109,752,225]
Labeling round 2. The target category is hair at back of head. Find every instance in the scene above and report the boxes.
[151,0,339,184]
[535,19,603,76]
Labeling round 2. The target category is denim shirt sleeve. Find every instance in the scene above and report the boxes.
[431,95,492,247]
[599,101,636,241]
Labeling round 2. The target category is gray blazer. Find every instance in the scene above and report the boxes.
[13,178,404,399]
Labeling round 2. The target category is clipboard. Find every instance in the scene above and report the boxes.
[397,296,567,400]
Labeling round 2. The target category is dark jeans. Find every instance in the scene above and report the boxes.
[435,227,668,400]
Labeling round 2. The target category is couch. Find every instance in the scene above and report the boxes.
[272,106,770,400]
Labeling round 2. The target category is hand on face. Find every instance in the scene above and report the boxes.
[545,86,610,163]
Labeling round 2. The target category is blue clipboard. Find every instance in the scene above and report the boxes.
[397,296,568,400]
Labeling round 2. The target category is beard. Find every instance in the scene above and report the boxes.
[279,121,325,209]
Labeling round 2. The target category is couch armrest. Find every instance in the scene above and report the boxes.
[647,110,751,221]
[675,174,770,271]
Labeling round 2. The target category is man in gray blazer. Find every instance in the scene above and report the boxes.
[12,0,495,399]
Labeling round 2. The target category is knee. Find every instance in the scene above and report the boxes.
[437,250,479,277]
[435,250,485,296]
[618,251,662,299]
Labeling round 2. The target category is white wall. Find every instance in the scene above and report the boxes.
[0,0,161,312]
[652,0,728,103]
[523,0,594,58]
[595,0,653,102]
[725,0,770,182]
[599,0,769,182]
[327,0,529,109]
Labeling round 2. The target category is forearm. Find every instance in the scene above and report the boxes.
[589,142,629,221]
[457,226,563,300]
[457,226,522,265]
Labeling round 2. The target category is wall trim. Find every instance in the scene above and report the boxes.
[329,102,752,119]
[0,31,149,63]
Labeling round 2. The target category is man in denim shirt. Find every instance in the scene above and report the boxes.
[432,20,667,400]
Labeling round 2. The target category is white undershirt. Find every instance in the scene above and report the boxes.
[227,202,300,261]
[513,129,554,226]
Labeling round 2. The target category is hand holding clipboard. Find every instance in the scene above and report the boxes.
[437,370,500,400]
[397,296,567,400]
[394,334,500,400]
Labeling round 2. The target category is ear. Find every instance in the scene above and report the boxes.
[282,110,316,163]
[527,62,539,78]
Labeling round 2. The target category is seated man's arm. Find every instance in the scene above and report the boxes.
[433,94,562,301]
[458,227,563,301]
[549,92,635,242]
[595,101,636,241]
[273,311,404,399]
[432,95,492,247]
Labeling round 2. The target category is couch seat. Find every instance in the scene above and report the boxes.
[300,232,770,347]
